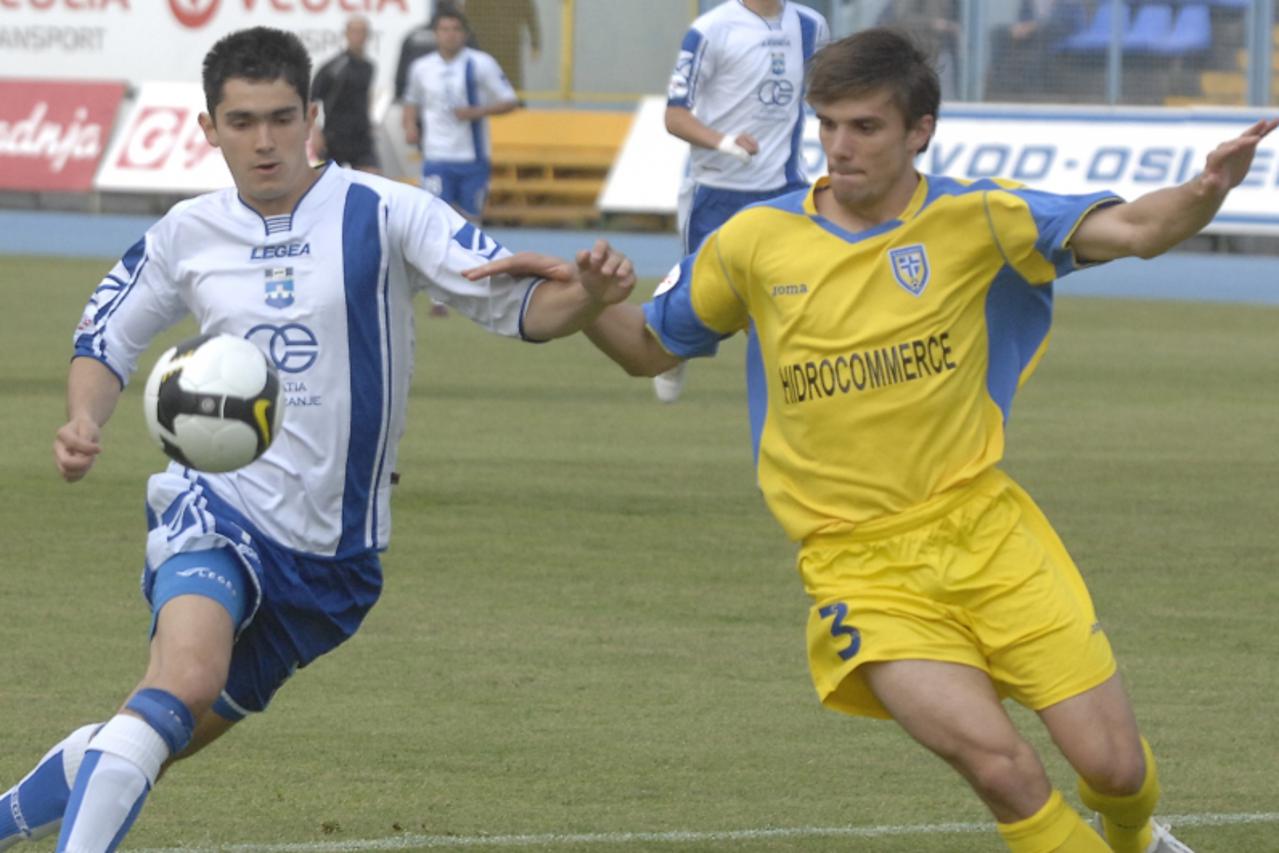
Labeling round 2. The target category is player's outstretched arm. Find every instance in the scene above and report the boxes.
[464,242,680,376]
[465,239,636,340]
[582,304,682,378]
[54,357,123,483]
[1072,118,1278,262]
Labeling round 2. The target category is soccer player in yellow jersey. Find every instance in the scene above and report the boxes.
[467,28,1277,853]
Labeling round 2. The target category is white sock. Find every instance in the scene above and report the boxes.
[57,716,169,853]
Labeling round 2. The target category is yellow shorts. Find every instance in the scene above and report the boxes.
[799,468,1116,719]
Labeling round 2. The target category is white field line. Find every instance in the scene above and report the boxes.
[131,811,1279,852]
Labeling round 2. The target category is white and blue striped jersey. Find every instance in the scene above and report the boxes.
[404,47,516,163]
[74,164,540,559]
[668,0,829,193]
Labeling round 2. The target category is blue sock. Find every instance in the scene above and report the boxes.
[57,690,194,853]
[0,724,99,850]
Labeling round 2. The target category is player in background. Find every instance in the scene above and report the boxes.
[468,29,1277,853]
[402,8,518,225]
[310,14,381,174]
[0,26,632,853]
[653,0,829,407]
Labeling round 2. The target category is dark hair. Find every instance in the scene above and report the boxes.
[202,27,311,117]
[430,7,469,32]
[806,28,941,150]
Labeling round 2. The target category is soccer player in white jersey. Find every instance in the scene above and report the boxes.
[653,0,829,406]
[470,29,1276,853]
[402,8,518,224]
[0,27,632,853]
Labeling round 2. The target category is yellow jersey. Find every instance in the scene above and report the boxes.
[644,174,1120,542]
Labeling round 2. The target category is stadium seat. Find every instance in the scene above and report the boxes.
[1124,4,1174,52]
[1152,4,1212,55]
[1057,2,1132,53]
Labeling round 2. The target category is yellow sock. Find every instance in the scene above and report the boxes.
[1077,737,1160,853]
[997,789,1112,853]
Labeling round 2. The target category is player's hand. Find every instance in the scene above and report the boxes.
[465,251,576,283]
[53,416,101,483]
[1199,118,1278,195]
[716,132,756,163]
[573,239,636,306]
[464,239,635,306]
[454,106,485,122]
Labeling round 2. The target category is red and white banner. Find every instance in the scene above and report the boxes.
[96,81,232,193]
[0,79,125,191]
[0,0,425,98]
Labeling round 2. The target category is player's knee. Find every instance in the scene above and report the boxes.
[956,738,1044,806]
[1077,737,1147,796]
[143,661,225,717]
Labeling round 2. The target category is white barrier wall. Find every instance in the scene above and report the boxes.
[601,97,1279,237]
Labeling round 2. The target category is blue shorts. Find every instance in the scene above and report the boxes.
[143,474,383,721]
[684,181,809,254]
[422,159,490,219]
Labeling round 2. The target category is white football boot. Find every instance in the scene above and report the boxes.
[652,362,687,403]
[1146,822,1196,853]
[1090,815,1196,853]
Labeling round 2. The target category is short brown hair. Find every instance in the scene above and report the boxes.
[806,28,940,149]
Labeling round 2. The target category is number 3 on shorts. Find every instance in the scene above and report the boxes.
[818,601,862,661]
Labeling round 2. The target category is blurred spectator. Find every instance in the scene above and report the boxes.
[311,15,380,173]
[402,8,518,224]
[393,1,477,102]
[466,0,541,92]
[987,0,1087,99]
[877,0,961,99]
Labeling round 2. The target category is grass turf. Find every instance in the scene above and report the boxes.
[0,254,1276,851]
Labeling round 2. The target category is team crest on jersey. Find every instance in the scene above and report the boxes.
[888,245,930,297]
[265,267,295,309]
[770,52,786,75]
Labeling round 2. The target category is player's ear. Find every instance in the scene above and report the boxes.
[907,114,936,156]
[306,101,319,129]
[197,112,220,148]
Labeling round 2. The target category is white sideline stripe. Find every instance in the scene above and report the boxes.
[132,812,1279,852]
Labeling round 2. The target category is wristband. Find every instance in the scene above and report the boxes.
[716,134,752,164]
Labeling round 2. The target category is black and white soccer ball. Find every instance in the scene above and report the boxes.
[143,333,282,473]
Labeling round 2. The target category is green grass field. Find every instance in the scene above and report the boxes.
[1,254,1277,852]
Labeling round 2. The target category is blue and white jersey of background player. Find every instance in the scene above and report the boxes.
[73,164,540,560]
[668,0,829,197]
[405,47,516,164]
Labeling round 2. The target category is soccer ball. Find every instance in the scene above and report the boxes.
[143,333,282,473]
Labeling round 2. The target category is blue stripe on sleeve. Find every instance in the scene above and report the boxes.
[668,28,705,108]
[1009,189,1122,277]
[121,236,145,275]
[641,254,732,359]
[73,237,151,377]
[338,184,386,556]
[984,265,1052,422]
